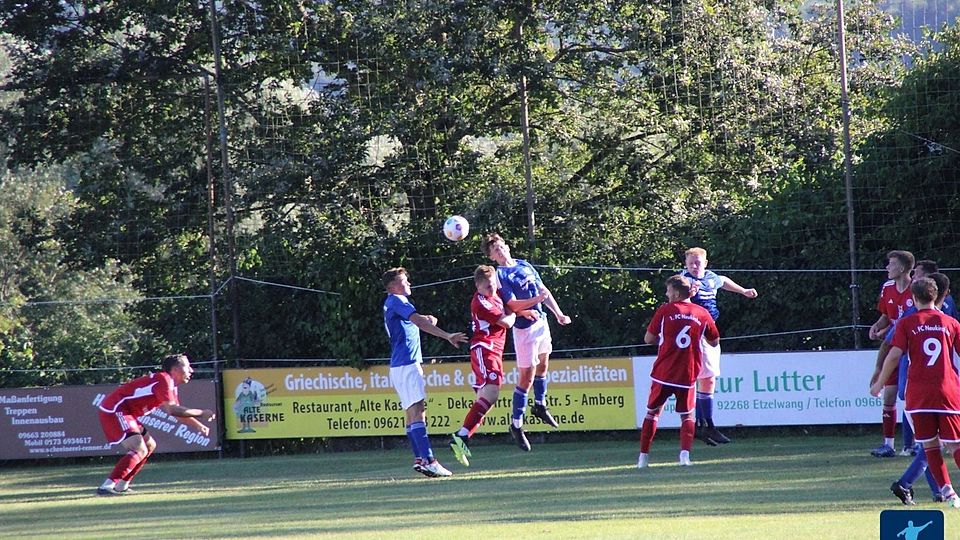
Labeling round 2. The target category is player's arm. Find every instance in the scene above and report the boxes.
[869,338,893,386]
[868,314,890,341]
[539,285,572,325]
[506,289,549,312]
[720,276,757,298]
[160,401,216,421]
[496,312,517,329]
[644,330,658,345]
[869,345,902,397]
[410,312,467,347]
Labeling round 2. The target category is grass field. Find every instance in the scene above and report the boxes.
[1,432,957,539]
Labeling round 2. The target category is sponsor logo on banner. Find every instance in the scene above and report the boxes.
[632,350,881,428]
[0,381,220,460]
[223,358,637,439]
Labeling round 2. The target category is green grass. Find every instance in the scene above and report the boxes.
[1,433,957,539]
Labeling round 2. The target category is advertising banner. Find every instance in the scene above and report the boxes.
[632,350,880,427]
[223,358,637,439]
[0,380,220,460]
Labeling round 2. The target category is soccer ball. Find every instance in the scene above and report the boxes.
[443,215,470,241]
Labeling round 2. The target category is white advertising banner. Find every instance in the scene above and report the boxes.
[632,350,881,428]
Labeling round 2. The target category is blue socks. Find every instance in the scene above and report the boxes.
[533,375,547,404]
[696,392,714,426]
[512,387,528,427]
[408,421,433,461]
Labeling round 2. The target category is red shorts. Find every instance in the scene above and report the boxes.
[646,381,695,414]
[907,411,960,443]
[470,346,503,390]
[99,410,143,446]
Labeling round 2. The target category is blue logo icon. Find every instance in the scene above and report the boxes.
[879,509,943,540]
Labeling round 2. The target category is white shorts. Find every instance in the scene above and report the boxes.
[513,317,553,369]
[698,341,721,379]
[390,363,426,410]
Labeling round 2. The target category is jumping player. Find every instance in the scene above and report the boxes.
[638,275,720,468]
[95,353,216,496]
[449,266,546,466]
[868,250,915,457]
[870,276,960,508]
[383,267,467,477]
[681,246,757,445]
[481,233,572,452]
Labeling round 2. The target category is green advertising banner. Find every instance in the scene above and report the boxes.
[223,358,636,439]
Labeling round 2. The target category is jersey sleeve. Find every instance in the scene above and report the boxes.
[153,374,179,405]
[387,295,417,321]
[646,305,665,336]
[703,315,719,342]
[496,268,516,304]
[474,296,503,326]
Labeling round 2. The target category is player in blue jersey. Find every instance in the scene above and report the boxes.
[889,271,955,505]
[681,247,758,446]
[383,267,467,477]
[481,233,572,451]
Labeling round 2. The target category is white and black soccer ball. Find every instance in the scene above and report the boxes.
[443,215,470,242]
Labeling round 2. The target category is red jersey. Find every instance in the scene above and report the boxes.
[647,301,719,388]
[877,279,913,322]
[470,292,507,356]
[98,372,179,417]
[892,309,960,413]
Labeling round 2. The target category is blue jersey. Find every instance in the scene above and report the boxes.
[681,269,724,321]
[383,294,421,367]
[497,259,544,330]
[944,295,958,319]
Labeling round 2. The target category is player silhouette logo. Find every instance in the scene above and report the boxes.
[897,520,932,540]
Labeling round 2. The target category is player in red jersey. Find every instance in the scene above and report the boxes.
[449,265,544,466]
[871,277,960,508]
[638,275,720,468]
[95,354,216,496]
[868,249,915,457]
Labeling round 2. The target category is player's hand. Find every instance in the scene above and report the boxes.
[556,313,572,325]
[868,382,883,397]
[446,332,467,347]
[868,326,879,340]
[743,288,758,298]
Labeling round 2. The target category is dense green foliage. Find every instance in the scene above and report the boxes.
[0,1,957,386]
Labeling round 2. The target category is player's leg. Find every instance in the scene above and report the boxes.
[451,349,501,466]
[914,414,956,506]
[898,358,915,455]
[530,322,559,428]
[677,386,696,466]
[696,342,728,444]
[638,383,669,468]
[394,364,450,476]
[891,412,923,505]
[509,326,535,451]
[97,412,145,496]
[872,383,898,457]
[100,431,149,495]
[115,431,156,493]
[939,414,960,507]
